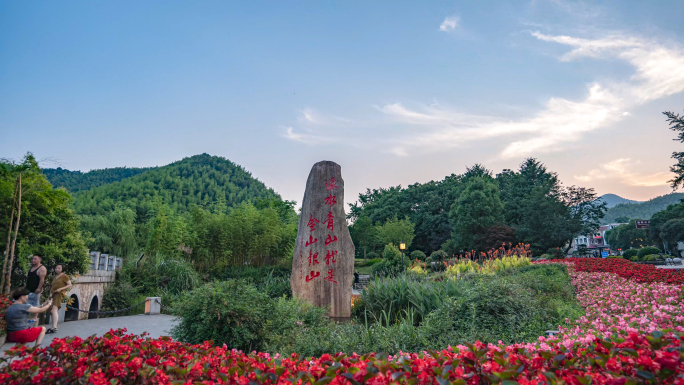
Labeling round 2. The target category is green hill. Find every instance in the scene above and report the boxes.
[44,166,152,193]
[602,193,684,224]
[67,154,282,216]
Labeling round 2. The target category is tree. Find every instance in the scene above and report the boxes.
[650,202,684,247]
[497,159,569,254]
[615,216,630,223]
[0,154,90,294]
[80,206,138,258]
[375,216,416,250]
[449,176,503,251]
[660,218,684,249]
[663,110,684,189]
[349,216,378,258]
[604,220,650,250]
[560,186,607,254]
[477,225,516,251]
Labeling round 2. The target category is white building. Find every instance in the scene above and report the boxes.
[569,223,624,256]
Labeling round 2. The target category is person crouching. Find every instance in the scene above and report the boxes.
[5,288,52,347]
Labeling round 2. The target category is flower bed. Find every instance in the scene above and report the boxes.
[1,258,683,384]
[558,258,684,284]
[0,328,682,384]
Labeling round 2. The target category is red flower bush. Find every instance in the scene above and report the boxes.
[538,258,684,284]
[1,328,683,384]
[0,295,12,336]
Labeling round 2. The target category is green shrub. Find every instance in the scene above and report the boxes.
[607,255,623,259]
[365,258,382,266]
[638,246,661,258]
[101,281,139,317]
[365,251,380,260]
[410,250,427,261]
[263,297,329,353]
[622,249,638,259]
[371,244,408,277]
[539,254,552,260]
[171,280,273,350]
[428,250,448,263]
[641,254,656,261]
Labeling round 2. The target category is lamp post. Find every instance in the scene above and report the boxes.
[399,240,406,269]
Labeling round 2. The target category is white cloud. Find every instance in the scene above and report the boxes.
[439,16,460,32]
[376,32,684,158]
[575,158,671,187]
[281,31,684,163]
[282,127,332,145]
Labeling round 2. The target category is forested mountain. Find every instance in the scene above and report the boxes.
[68,154,282,217]
[602,193,684,224]
[44,166,152,193]
[597,194,639,208]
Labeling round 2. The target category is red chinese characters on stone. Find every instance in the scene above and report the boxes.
[308,250,319,267]
[324,194,337,206]
[323,211,334,231]
[305,270,321,282]
[307,215,320,232]
[325,250,337,265]
[325,177,338,191]
[323,269,337,284]
[325,234,337,246]
[305,235,318,246]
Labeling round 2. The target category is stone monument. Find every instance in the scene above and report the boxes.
[290,161,354,320]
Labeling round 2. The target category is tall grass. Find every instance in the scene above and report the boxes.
[445,255,531,278]
[353,275,466,325]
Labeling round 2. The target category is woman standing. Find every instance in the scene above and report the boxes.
[47,264,72,334]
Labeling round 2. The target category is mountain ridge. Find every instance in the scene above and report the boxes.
[44,154,283,217]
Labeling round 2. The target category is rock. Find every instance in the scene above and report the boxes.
[290,161,354,320]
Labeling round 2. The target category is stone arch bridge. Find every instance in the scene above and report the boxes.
[56,251,121,322]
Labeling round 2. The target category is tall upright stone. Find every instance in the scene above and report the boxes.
[291,161,354,320]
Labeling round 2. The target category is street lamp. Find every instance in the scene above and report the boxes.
[399,240,406,269]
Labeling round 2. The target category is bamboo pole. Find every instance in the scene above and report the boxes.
[4,173,21,295]
[0,181,18,290]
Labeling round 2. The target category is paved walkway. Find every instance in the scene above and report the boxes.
[1,315,177,353]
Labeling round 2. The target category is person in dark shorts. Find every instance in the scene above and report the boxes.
[25,255,47,325]
[5,288,52,346]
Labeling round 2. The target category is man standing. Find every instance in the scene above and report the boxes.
[25,255,47,325]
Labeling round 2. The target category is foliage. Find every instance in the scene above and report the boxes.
[353,275,465,326]
[79,206,137,258]
[374,216,415,250]
[444,255,532,278]
[449,176,503,251]
[427,250,447,262]
[101,280,139,317]
[370,244,408,277]
[262,297,329,353]
[651,201,684,245]
[171,279,273,351]
[43,166,152,193]
[604,219,651,250]
[664,109,684,189]
[409,250,426,261]
[406,261,427,277]
[69,154,282,217]
[660,218,684,246]
[348,216,378,257]
[0,154,90,292]
[622,249,638,259]
[120,255,200,297]
[602,192,684,224]
[637,246,662,258]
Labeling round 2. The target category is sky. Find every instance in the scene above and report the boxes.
[2,0,684,206]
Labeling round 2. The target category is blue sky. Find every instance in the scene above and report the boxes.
[2,1,684,205]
